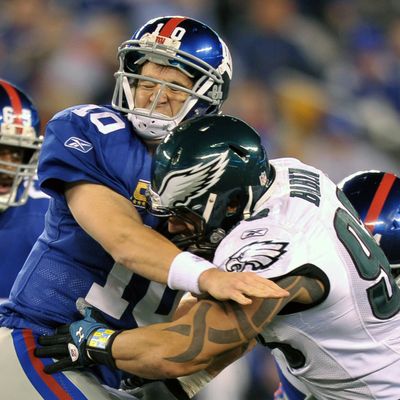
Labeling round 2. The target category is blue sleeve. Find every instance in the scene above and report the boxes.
[38,105,134,202]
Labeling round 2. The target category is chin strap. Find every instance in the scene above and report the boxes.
[243,186,253,220]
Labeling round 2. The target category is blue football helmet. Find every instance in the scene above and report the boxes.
[112,16,232,141]
[0,79,42,211]
[339,171,400,276]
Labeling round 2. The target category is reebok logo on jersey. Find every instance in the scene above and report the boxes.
[224,240,288,272]
[241,228,269,239]
[64,137,93,153]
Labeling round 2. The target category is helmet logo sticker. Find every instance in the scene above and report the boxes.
[224,240,288,272]
[259,171,268,186]
[158,150,230,208]
[2,106,32,128]
[145,18,187,50]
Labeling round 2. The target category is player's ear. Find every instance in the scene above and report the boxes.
[226,197,240,216]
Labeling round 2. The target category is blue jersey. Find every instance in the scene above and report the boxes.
[0,180,49,299]
[0,104,180,336]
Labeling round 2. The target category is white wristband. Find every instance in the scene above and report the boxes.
[168,251,216,294]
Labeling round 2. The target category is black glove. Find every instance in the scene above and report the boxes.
[34,298,120,374]
[121,378,190,400]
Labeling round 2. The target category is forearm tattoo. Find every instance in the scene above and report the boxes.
[164,275,325,364]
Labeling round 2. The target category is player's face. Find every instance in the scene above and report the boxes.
[134,62,194,118]
[0,145,23,194]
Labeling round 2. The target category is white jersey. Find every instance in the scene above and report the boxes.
[213,158,400,400]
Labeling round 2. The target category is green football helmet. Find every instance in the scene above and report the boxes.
[147,114,272,258]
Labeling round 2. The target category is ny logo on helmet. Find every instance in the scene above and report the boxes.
[224,240,289,272]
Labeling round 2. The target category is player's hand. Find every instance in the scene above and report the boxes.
[34,299,119,374]
[198,269,289,305]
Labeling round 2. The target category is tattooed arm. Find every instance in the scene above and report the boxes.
[111,275,325,379]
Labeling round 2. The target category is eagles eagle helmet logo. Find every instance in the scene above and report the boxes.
[157,150,230,207]
[224,240,289,272]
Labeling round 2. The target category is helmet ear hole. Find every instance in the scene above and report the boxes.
[228,144,249,162]
[221,71,231,102]
[22,148,35,164]
[124,52,141,73]
[226,197,240,216]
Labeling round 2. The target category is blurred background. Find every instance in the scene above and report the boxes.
[1,1,399,399]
